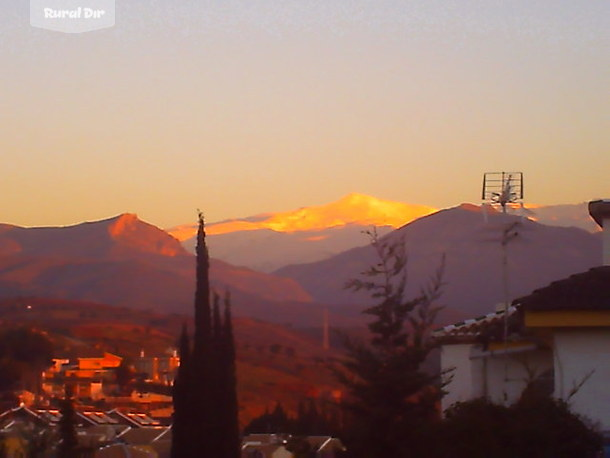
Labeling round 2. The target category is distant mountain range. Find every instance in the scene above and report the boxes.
[0,197,602,328]
[169,193,437,239]
[0,214,337,326]
[276,204,601,318]
[168,195,598,273]
[526,202,600,233]
[169,194,436,272]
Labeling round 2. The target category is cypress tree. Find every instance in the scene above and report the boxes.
[209,292,223,456]
[58,385,78,458]
[191,212,215,456]
[193,212,212,355]
[171,325,192,458]
[171,213,240,458]
[222,292,240,458]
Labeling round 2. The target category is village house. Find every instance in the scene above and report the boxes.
[133,349,180,385]
[42,351,122,400]
[0,404,169,457]
[435,200,610,435]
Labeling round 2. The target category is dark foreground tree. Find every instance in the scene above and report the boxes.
[243,398,342,437]
[171,213,240,458]
[57,385,78,458]
[439,395,602,458]
[0,327,53,392]
[336,231,445,458]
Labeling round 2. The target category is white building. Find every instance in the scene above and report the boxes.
[436,200,610,433]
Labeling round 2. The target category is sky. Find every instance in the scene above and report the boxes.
[1,0,608,228]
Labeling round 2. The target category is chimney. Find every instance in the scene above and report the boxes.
[588,200,610,266]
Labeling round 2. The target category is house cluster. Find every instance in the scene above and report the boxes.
[42,351,123,400]
[435,200,610,440]
[242,433,345,458]
[0,406,345,458]
[0,404,170,457]
[39,350,178,413]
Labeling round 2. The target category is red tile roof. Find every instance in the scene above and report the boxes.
[514,266,610,312]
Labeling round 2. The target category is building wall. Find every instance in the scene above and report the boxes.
[440,344,479,412]
[553,328,610,431]
[441,343,553,412]
[481,347,552,406]
[134,356,179,384]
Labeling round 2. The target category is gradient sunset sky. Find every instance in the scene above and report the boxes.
[1,0,608,228]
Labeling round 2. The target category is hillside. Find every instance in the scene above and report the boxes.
[0,215,324,325]
[527,202,600,233]
[0,297,341,423]
[276,204,601,318]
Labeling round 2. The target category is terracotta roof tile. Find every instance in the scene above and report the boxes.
[514,266,610,312]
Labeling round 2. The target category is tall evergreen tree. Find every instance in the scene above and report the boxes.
[193,212,212,355]
[336,231,445,458]
[171,213,241,458]
[221,292,241,458]
[171,325,192,458]
[58,385,78,458]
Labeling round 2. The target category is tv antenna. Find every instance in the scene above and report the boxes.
[482,172,524,215]
[481,171,524,403]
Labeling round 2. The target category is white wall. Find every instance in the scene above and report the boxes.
[441,343,553,412]
[441,344,478,412]
[483,348,553,406]
[554,329,610,431]
[602,222,610,266]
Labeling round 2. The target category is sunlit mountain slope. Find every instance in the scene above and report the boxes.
[168,193,437,240]
[168,193,437,272]
[0,215,317,322]
[276,204,602,318]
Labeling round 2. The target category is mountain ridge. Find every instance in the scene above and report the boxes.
[167,196,598,273]
[168,193,437,240]
[0,214,318,323]
[276,204,601,318]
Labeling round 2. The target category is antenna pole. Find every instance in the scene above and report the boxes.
[481,171,524,403]
[323,308,329,351]
[501,222,519,402]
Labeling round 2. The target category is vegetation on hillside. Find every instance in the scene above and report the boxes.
[0,327,53,392]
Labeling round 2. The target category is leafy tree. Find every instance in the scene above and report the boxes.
[114,357,135,394]
[244,398,342,438]
[510,395,602,458]
[243,403,291,435]
[0,327,53,392]
[440,398,513,458]
[438,395,602,458]
[336,231,445,458]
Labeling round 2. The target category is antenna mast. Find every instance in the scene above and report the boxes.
[482,172,524,214]
[481,171,524,403]
[323,308,329,351]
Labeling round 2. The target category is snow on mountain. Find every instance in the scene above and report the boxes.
[168,193,437,272]
[168,193,437,240]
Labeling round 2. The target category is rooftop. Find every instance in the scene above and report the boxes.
[514,266,610,312]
